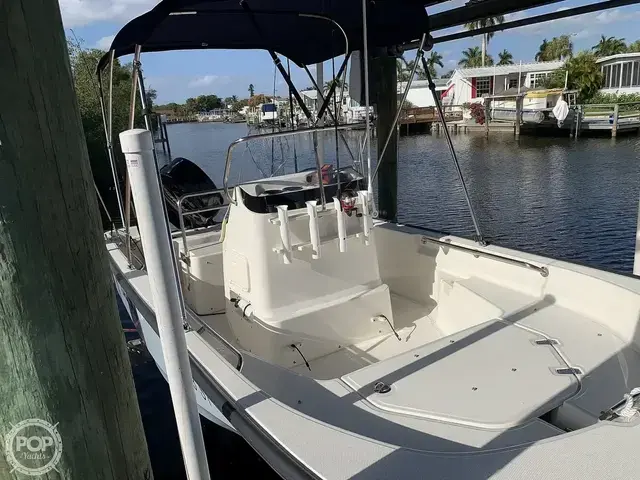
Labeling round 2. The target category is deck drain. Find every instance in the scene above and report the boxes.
[374,382,391,394]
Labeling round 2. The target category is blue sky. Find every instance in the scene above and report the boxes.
[61,0,640,104]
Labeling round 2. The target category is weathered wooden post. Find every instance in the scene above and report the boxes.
[612,103,619,138]
[373,53,398,221]
[484,98,491,137]
[515,96,522,137]
[0,1,153,478]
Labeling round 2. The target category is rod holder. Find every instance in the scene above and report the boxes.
[306,200,321,259]
[358,190,371,245]
[276,205,292,264]
[334,197,347,253]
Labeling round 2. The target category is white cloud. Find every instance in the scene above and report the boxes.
[187,75,231,88]
[594,9,625,24]
[514,7,640,36]
[95,34,115,50]
[59,0,159,27]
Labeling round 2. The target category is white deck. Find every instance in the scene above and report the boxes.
[109,208,640,479]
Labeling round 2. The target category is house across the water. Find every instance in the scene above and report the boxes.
[597,53,640,94]
[440,61,565,105]
[396,79,448,108]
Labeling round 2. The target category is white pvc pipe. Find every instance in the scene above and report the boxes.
[334,197,347,253]
[306,200,321,259]
[276,205,292,264]
[362,0,373,195]
[357,190,371,245]
[119,129,211,480]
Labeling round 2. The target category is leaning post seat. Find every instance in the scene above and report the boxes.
[221,172,394,367]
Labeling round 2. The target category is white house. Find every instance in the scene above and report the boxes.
[397,79,448,107]
[300,88,366,123]
[597,53,640,94]
[441,61,564,105]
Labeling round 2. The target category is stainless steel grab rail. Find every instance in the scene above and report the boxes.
[420,234,549,277]
[176,188,229,262]
[223,123,367,205]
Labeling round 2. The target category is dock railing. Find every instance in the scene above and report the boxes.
[580,102,640,137]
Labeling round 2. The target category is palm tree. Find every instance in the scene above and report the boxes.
[248,84,255,97]
[323,78,344,92]
[425,51,444,77]
[535,39,549,61]
[497,49,514,66]
[535,36,573,62]
[458,47,490,68]
[592,35,627,57]
[396,56,427,80]
[464,15,504,67]
[628,40,640,53]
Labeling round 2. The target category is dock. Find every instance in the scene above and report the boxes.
[398,102,640,138]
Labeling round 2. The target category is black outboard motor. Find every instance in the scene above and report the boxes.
[160,157,224,229]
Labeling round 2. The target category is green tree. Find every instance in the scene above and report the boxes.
[396,59,410,82]
[592,35,627,57]
[441,70,455,79]
[536,35,573,61]
[464,15,504,67]
[224,95,238,106]
[396,56,427,80]
[145,87,157,109]
[535,39,550,61]
[627,40,640,53]
[497,49,514,66]
[324,78,345,91]
[67,42,142,225]
[543,51,603,101]
[458,47,492,68]
[425,51,444,77]
[248,83,255,97]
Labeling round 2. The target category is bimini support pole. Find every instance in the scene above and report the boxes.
[371,33,427,184]
[119,129,211,480]
[239,1,313,122]
[97,50,125,228]
[362,0,373,197]
[421,53,486,245]
[302,65,358,164]
[123,44,142,266]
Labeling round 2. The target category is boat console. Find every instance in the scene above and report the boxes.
[238,167,366,214]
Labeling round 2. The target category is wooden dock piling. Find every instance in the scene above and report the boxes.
[612,103,619,138]
[484,99,491,138]
[515,97,522,137]
[1,0,153,477]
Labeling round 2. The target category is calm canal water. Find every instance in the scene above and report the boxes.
[126,121,640,478]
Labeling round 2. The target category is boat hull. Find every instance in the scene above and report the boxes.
[114,277,236,432]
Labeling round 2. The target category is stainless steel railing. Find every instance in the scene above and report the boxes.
[222,123,367,205]
[176,188,229,262]
[420,234,549,277]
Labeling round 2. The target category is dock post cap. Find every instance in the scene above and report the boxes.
[119,128,153,154]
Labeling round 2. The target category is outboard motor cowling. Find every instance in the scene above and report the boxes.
[160,157,224,229]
